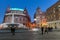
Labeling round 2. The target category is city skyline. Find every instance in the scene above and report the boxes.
[0,0,58,23]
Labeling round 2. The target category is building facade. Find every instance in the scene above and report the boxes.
[3,7,31,28]
[34,7,46,27]
[46,0,60,28]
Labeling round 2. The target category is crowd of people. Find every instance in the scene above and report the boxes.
[41,26,53,35]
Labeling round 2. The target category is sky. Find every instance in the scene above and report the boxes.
[0,0,58,23]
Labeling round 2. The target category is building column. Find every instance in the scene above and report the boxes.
[12,13,14,23]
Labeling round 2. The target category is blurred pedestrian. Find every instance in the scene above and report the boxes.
[11,27,15,35]
[41,27,44,35]
[45,27,48,34]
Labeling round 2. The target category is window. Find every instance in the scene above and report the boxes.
[58,5,60,8]
[40,12,42,14]
[20,18,21,21]
[59,8,60,11]
[10,11,14,13]
[15,11,19,13]
[15,16,18,23]
[23,18,25,21]
[8,16,10,19]
[54,15,55,17]
[51,16,52,18]
[19,16,22,22]
[24,11,26,13]
[59,17,60,20]
[53,8,55,13]
[6,16,11,23]
[42,16,45,19]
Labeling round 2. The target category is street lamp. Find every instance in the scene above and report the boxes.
[34,18,37,21]
[34,18,37,27]
[31,18,39,31]
[34,18,37,23]
[34,18,41,28]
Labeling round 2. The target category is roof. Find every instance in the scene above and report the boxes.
[10,8,24,11]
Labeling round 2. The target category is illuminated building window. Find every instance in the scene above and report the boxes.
[58,5,60,11]
[56,5,60,11]
[58,5,60,8]
[53,8,55,13]
[59,8,60,11]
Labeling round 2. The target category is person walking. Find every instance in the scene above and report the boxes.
[45,27,48,34]
[11,27,15,35]
[41,27,44,35]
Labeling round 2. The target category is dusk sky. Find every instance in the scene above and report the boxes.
[0,0,58,23]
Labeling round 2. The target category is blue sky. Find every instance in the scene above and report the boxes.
[0,0,58,23]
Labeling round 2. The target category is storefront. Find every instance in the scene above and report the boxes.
[47,20,60,29]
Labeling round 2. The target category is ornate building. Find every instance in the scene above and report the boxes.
[2,7,31,29]
[46,0,60,28]
[34,7,46,27]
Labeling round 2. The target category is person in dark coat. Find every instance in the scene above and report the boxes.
[11,27,15,35]
[41,27,44,35]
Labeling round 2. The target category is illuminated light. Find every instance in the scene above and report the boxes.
[34,18,37,21]
[10,8,24,11]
